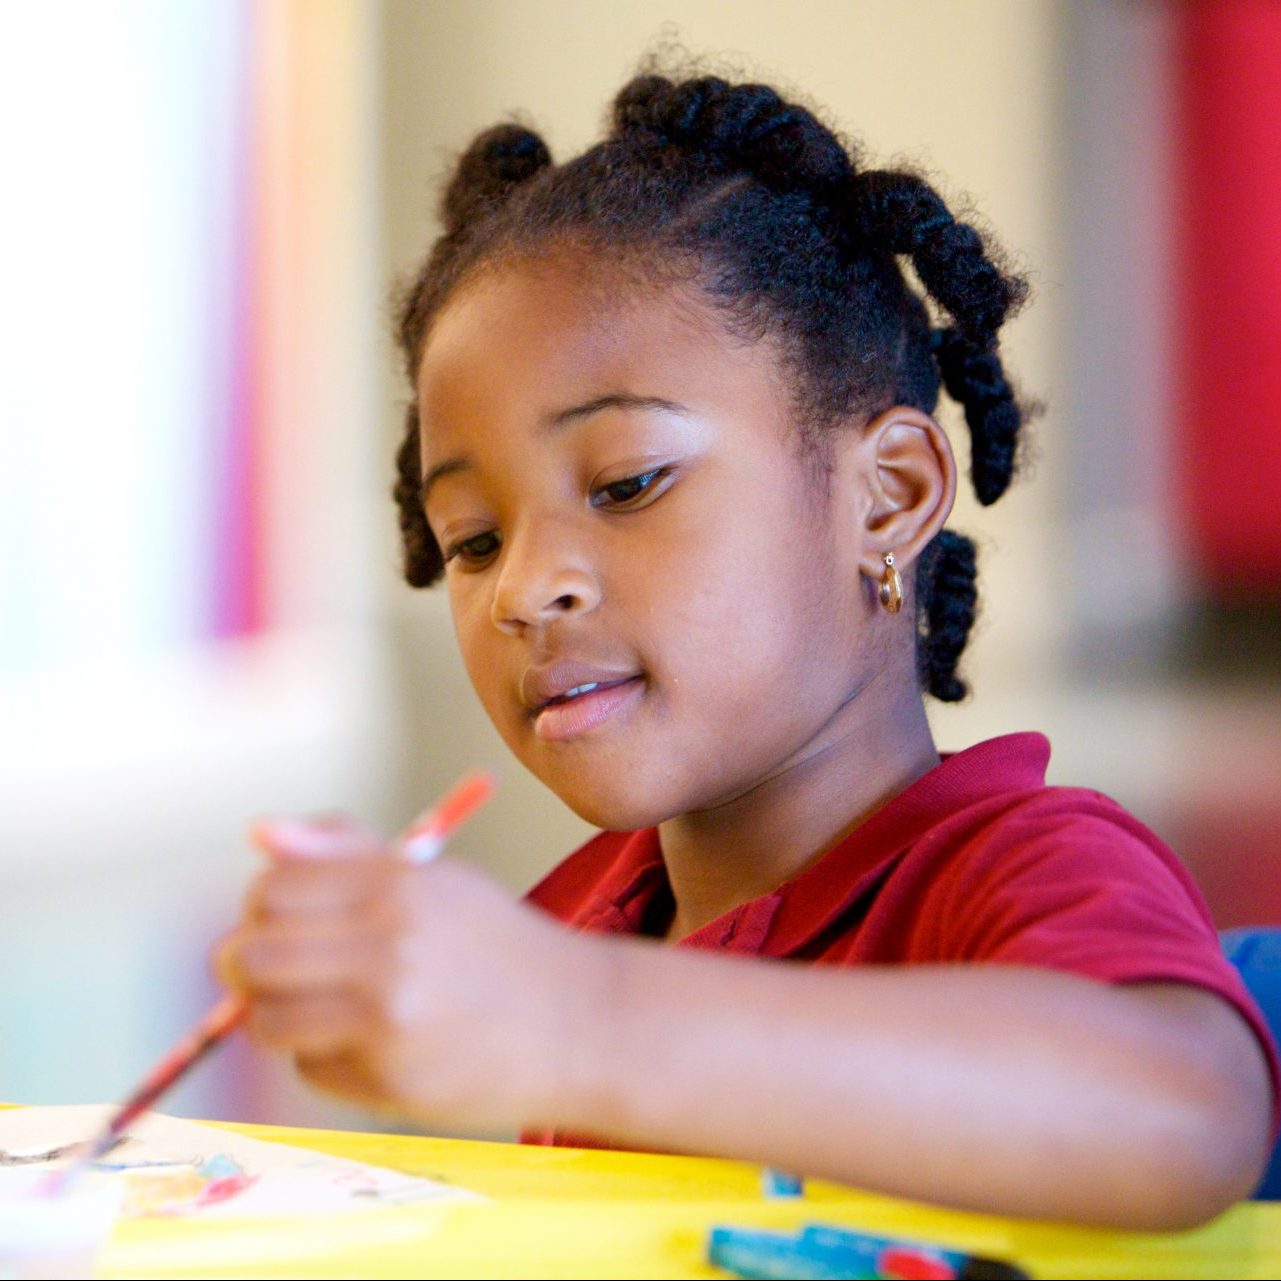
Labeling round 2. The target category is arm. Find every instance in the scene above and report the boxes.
[561,934,1273,1229]
[219,845,1274,1231]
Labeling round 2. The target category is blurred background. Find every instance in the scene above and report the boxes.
[2,0,1278,1133]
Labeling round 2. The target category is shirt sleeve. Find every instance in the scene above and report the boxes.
[935,795,1281,1134]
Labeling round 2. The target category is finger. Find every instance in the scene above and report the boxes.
[249,814,387,863]
[234,919,381,993]
[243,991,370,1056]
[212,929,246,993]
[294,1049,391,1110]
[245,858,400,921]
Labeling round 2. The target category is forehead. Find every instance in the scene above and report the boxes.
[415,255,785,447]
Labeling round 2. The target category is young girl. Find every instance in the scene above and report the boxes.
[219,70,1278,1229]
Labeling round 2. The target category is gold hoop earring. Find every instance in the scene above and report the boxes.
[879,552,903,614]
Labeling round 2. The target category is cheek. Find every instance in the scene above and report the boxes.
[447,583,504,710]
[663,511,859,722]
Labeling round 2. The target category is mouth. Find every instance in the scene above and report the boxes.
[529,674,645,741]
[536,676,635,712]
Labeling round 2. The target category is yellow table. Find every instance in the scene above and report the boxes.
[97,1120,1280,1280]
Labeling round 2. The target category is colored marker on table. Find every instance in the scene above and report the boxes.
[762,1167,805,1197]
[42,770,496,1197]
[707,1223,1030,1281]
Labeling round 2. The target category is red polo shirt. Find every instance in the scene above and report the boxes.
[524,732,1280,1147]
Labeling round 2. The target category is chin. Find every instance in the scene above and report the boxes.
[555,786,669,833]
[534,764,683,833]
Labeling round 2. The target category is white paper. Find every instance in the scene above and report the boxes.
[0,1105,478,1220]
[0,1168,121,1279]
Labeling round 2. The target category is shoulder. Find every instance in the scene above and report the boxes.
[847,731,1222,973]
[936,780,1199,901]
[913,780,1223,974]
[943,781,1187,879]
[887,730,1191,890]
[882,732,1199,914]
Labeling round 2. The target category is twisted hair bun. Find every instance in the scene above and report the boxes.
[931,326,1023,507]
[441,124,551,236]
[916,530,980,702]
[853,170,1026,343]
[611,75,854,201]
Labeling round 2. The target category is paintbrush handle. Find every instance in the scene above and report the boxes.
[99,995,245,1147]
[40,996,246,1197]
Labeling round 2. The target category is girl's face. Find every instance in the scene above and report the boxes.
[416,257,881,830]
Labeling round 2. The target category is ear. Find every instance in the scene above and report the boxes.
[854,405,957,580]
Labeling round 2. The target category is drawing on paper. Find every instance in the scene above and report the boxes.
[0,1105,477,1220]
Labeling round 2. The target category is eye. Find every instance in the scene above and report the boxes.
[443,529,502,567]
[590,467,672,510]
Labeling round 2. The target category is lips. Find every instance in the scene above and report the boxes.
[531,677,644,741]
[521,659,644,715]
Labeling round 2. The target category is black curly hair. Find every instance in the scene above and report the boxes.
[392,72,1031,702]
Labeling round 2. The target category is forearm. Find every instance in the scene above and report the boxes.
[222,847,1269,1228]
[553,938,1272,1228]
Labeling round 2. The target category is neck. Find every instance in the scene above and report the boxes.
[657,676,939,941]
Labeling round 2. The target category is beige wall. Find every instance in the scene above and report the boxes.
[378,0,1067,890]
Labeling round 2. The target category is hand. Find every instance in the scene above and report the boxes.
[216,817,603,1130]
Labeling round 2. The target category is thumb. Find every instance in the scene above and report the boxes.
[248,814,388,863]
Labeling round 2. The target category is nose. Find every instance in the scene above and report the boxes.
[489,521,601,635]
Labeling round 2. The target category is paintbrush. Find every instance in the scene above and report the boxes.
[43,770,496,1196]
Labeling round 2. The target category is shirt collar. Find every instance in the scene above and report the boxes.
[570,732,1051,956]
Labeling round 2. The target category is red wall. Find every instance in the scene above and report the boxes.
[1174,2,1281,595]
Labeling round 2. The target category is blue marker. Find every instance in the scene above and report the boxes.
[710,1225,872,1279]
[707,1223,1030,1280]
[761,1167,805,1197]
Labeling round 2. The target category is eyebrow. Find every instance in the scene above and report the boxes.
[545,393,688,430]
[419,393,689,504]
